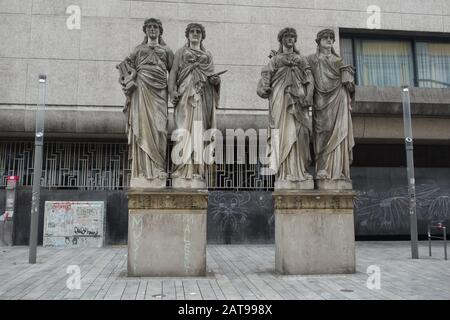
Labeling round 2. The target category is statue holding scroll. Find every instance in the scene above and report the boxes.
[168,23,221,189]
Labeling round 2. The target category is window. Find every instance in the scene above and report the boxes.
[340,38,354,67]
[354,39,414,87]
[416,42,450,88]
[340,34,450,88]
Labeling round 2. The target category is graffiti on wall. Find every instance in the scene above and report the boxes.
[43,201,105,248]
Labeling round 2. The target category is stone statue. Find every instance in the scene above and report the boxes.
[117,18,174,188]
[168,23,221,189]
[307,29,355,190]
[257,27,314,189]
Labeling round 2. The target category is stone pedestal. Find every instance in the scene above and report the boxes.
[274,190,356,275]
[127,189,208,277]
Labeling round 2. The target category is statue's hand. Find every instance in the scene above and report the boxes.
[343,81,355,93]
[209,75,221,86]
[259,86,272,99]
[122,81,136,97]
[170,91,180,106]
[122,100,130,113]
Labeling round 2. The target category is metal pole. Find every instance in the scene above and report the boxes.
[29,75,46,264]
[402,86,419,259]
[428,224,432,257]
[444,227,447,261]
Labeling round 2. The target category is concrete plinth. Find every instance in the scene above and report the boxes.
[127,189,208,277]
[274,190,356,275]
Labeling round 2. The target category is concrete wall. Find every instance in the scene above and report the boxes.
[1,0,450,139]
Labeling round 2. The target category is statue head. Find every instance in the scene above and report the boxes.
[277,27,299,54]
[185,23,206,49]
[142,18,164,44]
[315,28,335,49]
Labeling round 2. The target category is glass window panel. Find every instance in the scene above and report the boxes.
[416,42,450,88]
[355,39,414,87]
[340,37,354,67]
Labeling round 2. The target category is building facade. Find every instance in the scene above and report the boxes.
[1,0,450,244]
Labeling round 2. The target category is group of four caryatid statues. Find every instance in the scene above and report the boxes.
[117,18,355,191]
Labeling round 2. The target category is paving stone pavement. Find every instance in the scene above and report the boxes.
[0,242,449,300]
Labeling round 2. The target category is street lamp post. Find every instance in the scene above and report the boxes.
[29,75,46,264]
[402,86,419,259]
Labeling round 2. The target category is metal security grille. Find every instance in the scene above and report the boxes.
[0,141,274,190]
[205,163,274,191]
[0,142,130,190]
[203,142,274,191]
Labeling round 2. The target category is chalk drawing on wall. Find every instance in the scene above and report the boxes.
[209,192,251,232]
[354,184,450,234]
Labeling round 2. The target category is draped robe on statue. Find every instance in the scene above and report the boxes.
[172,46,220,180]
[258,52,313,182]
[307,51,355,180]
[126,44,173,180]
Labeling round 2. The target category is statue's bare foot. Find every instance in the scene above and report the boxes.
[157,172,168,180]
[316,170,328,180]
[193,174,204,181]
[286,174,298,182]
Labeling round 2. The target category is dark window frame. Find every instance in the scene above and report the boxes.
[339,28,450,88]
